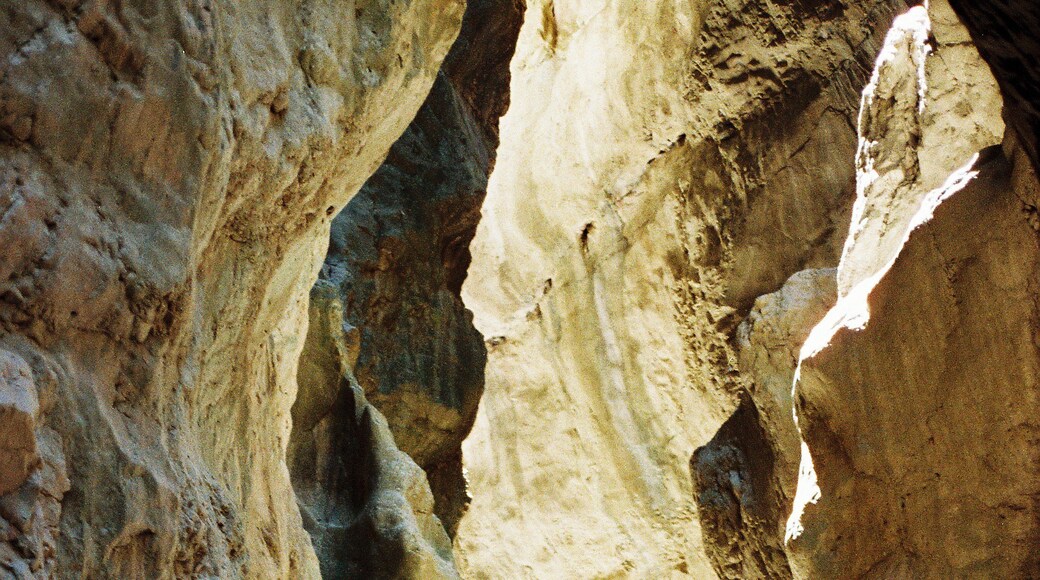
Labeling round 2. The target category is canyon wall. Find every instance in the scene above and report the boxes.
[456,0,908,576]
[0,0,462,577]
[290,0,523,575]
[2,0,1038,577]
[457,0,1038,577]
[784,0,1040,576]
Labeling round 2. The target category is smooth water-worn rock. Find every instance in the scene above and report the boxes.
[456,0,906,576]
[0,0,462,576]
[4,0,1040,577]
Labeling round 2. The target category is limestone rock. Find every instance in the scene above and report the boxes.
[784,2,1040,575]
[0,351,39,497]
[692,268,836,579]
[949,0,1040,171]
[456,0,905,576]
[289,287,457,579]
[0,0,462,576]
[299,0,523,541]
[791,138,1040,577]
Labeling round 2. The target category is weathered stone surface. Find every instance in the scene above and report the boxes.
[692,268,836,579]
[298,0,524,544]
[289,287,457,579]
[456,0,905,576]
[949,0,1040,171]
[784,2,1040,576]
[791,138,1040,577]
[0,0,462,576]
[0,351,39,497]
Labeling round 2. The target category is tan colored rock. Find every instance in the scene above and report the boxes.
[949,0,1040,171]
[791,136,1040,577]
[0,351,39,497]
[0,0,462,576]
[690,268,837,579]
[784,1,1039,576]
[834,0,1004,297]
[457,0,904,576]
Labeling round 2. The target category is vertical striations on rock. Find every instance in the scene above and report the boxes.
[0,0,463,577]
[292,0,525,573]
[783,1,1040,576]
[457,0,907,577]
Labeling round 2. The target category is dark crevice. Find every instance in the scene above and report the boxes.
[289,0,525,575]
[691,396,793,580]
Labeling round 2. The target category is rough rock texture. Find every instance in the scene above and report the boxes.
[456,0,907,576]
[0,0,462,577]
[296,0,524,545]
[784,2,1040,576]
[949,0,1040,171]
[791,139,1040,577]
[692,268,836,579]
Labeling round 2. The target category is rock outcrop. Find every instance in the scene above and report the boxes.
[456,0,907,576]
[692,267,836,579]
[0,0,462,576]
[288,287,457,579]
[3,0,1039,577]
[783,1,1040,576]
[949,0,1040,171]
[293,0,524,561]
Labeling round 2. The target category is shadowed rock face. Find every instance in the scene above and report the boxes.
[781,1,1040,575]
[289,287,458,579]
[949,0,1040,170]
[692,399,790,579]
[292,0,525,566]
[0,0,462,577]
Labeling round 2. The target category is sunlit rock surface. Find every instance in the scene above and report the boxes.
[784,1,1040,576]
[949,0,1040,170]
[0,0,462,576]
[457,0,906,576]
[3,0,1039,576]
[791,139,1040,576]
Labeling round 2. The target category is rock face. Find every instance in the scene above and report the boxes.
[692,267,836,579]
[288,287,458,579]
[783,1,1040,576]
[0,0,462,577]
[3,0,1039,577]
[456,0,907,576]
[791,141,1040,577]
[949,0,1040,171]
[293,0,524,557]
